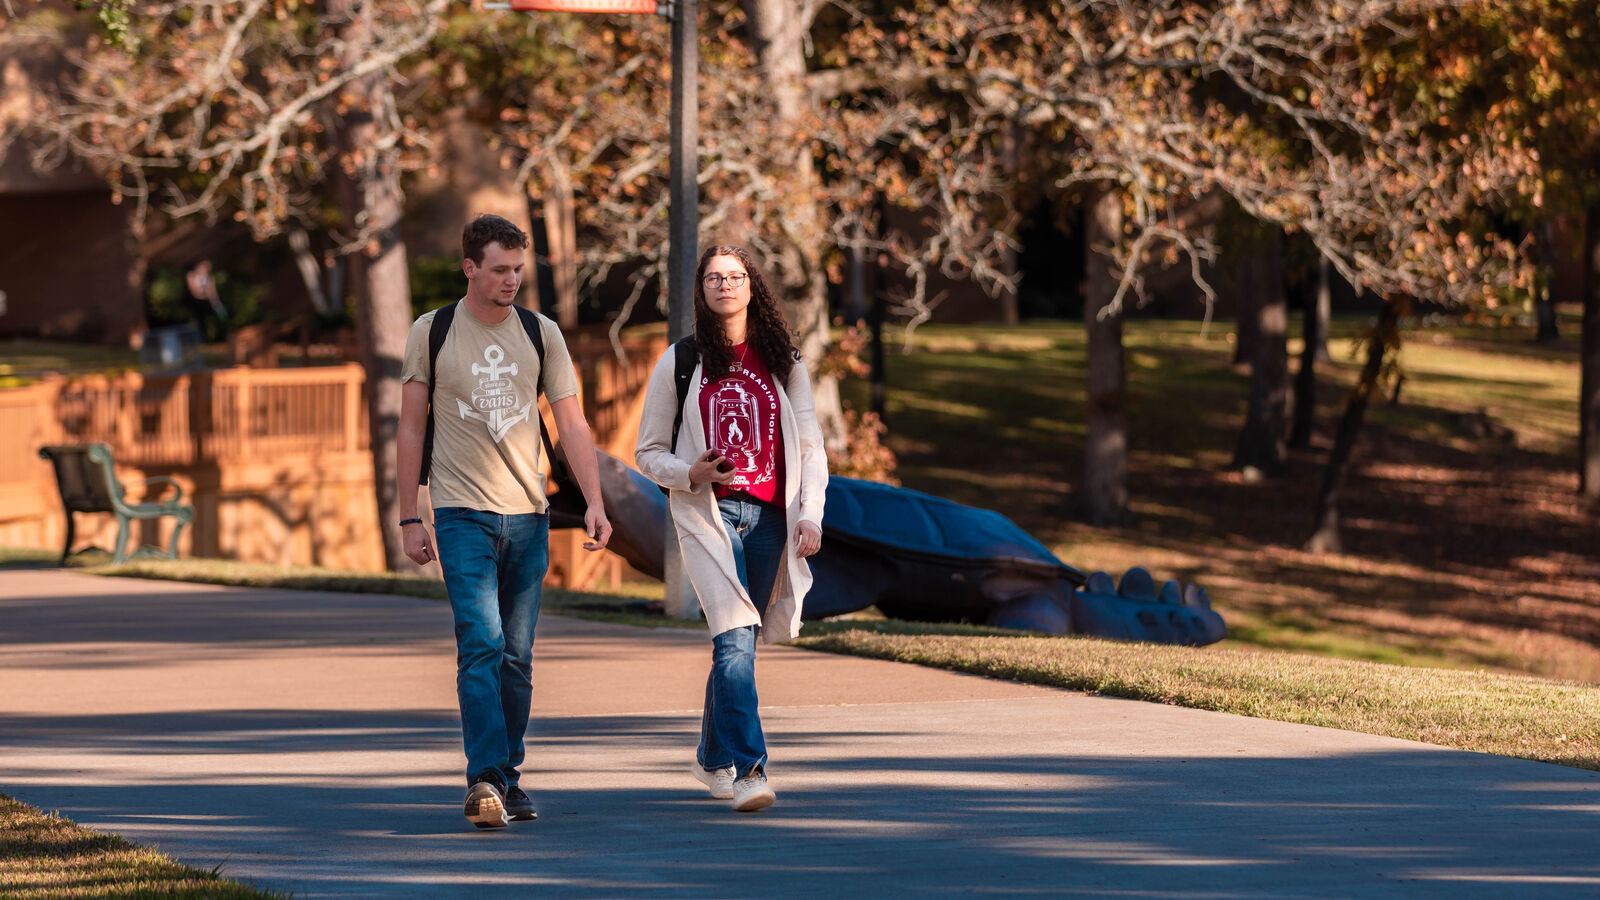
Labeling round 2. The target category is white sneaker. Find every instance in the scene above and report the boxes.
[731,771,775,812]
[691,764,736,799]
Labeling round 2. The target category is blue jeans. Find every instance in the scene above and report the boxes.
[698,495,786,779]
[432,507,549,788]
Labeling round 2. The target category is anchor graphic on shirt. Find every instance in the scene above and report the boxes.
[456,344,532,443]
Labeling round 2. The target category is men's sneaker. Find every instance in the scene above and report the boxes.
[464,769,509,829]
[731,770,775,812]
[691,764,736,800]
[505,785,538,822]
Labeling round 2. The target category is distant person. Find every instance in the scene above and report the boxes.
[182,260,229,341]
[634,244,828,812]
[396,214,612,829]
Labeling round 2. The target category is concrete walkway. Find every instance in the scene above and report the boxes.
[1,568,1596,898]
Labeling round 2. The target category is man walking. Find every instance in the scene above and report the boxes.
[396,214,612,829]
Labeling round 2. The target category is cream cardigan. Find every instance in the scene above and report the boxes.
[634,345,828,642]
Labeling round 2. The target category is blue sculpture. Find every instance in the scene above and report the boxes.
[551,452,1226,646]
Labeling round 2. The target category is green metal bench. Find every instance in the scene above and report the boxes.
[37,443,196,565]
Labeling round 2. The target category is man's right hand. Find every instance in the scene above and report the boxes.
[402,521,435,566]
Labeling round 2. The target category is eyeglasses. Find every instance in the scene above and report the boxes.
[702,272,748,290]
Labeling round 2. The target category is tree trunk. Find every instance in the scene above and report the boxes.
[997,121,1021,325]
[529,204,555,317]
[1232,246,1261,367]
[870,233,888,420]
[289,228,335,317]
[743,0,846,452]
[124,238,149,350]
[845,238,868,324]
[869,288,887,420]
[530,177,580,325]
[1082,183,1130,526]
[1536,218,1561,343]
[1288,255,1323,449]
[1306,301,1400,553]
[1232,230,1289,474]
[326,0,417,573]
[1580,198,1600,507]
[544,157,579,329]
[1313,255,1332,363]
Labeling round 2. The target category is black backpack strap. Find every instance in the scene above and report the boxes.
[513,306,565,489]
[669,335,698,455]
[512,306,547,398]
[423,303,552,488]
[419,302,458,486]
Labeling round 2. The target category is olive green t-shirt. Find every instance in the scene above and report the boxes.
[401,304,580,514]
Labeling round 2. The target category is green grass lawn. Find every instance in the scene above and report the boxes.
[0,793,285,899]
[0,339,142,386]
[0,337,250,387]
[842,315,1600,682]
[790,626,1600,772]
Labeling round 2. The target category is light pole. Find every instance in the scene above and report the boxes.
[658,0,699,618]
[667,0,698,342]
[488,0,697,338]
[488,0,700,617]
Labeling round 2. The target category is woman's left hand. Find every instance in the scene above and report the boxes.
[794,520,822,558]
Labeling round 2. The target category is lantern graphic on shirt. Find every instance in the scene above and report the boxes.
[710,381,759,478]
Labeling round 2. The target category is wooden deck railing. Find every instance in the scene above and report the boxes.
[0,331,668,581]
[0,379,61,476]
[38,365,370,468]
[563,331,665,463]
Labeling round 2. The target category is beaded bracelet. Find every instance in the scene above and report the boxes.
[399,518,424,527]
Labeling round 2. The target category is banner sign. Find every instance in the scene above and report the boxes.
[507,0,658,12]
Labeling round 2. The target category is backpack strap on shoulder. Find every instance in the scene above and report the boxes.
[669,335,698,455]
[422,303,553,488]
[512,305,565,488]
[419,302,458,486]
[512,306,547,398]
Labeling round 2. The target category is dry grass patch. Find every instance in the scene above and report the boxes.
[90,556,452,600]
[791,629,1600,772]
[57,553,701,630]
[0,793,283,899]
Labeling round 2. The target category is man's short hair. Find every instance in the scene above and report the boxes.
[462,214,529,265]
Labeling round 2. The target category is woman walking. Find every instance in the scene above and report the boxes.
[635,245,828,812]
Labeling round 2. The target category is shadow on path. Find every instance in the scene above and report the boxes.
[3,570,1597,898]
[6,706,1598,899]
[0,580,447,656]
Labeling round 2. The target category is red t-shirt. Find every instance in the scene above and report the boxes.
[699,342,786,504]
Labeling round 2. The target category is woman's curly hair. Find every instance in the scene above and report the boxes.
[692,245,798,383]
